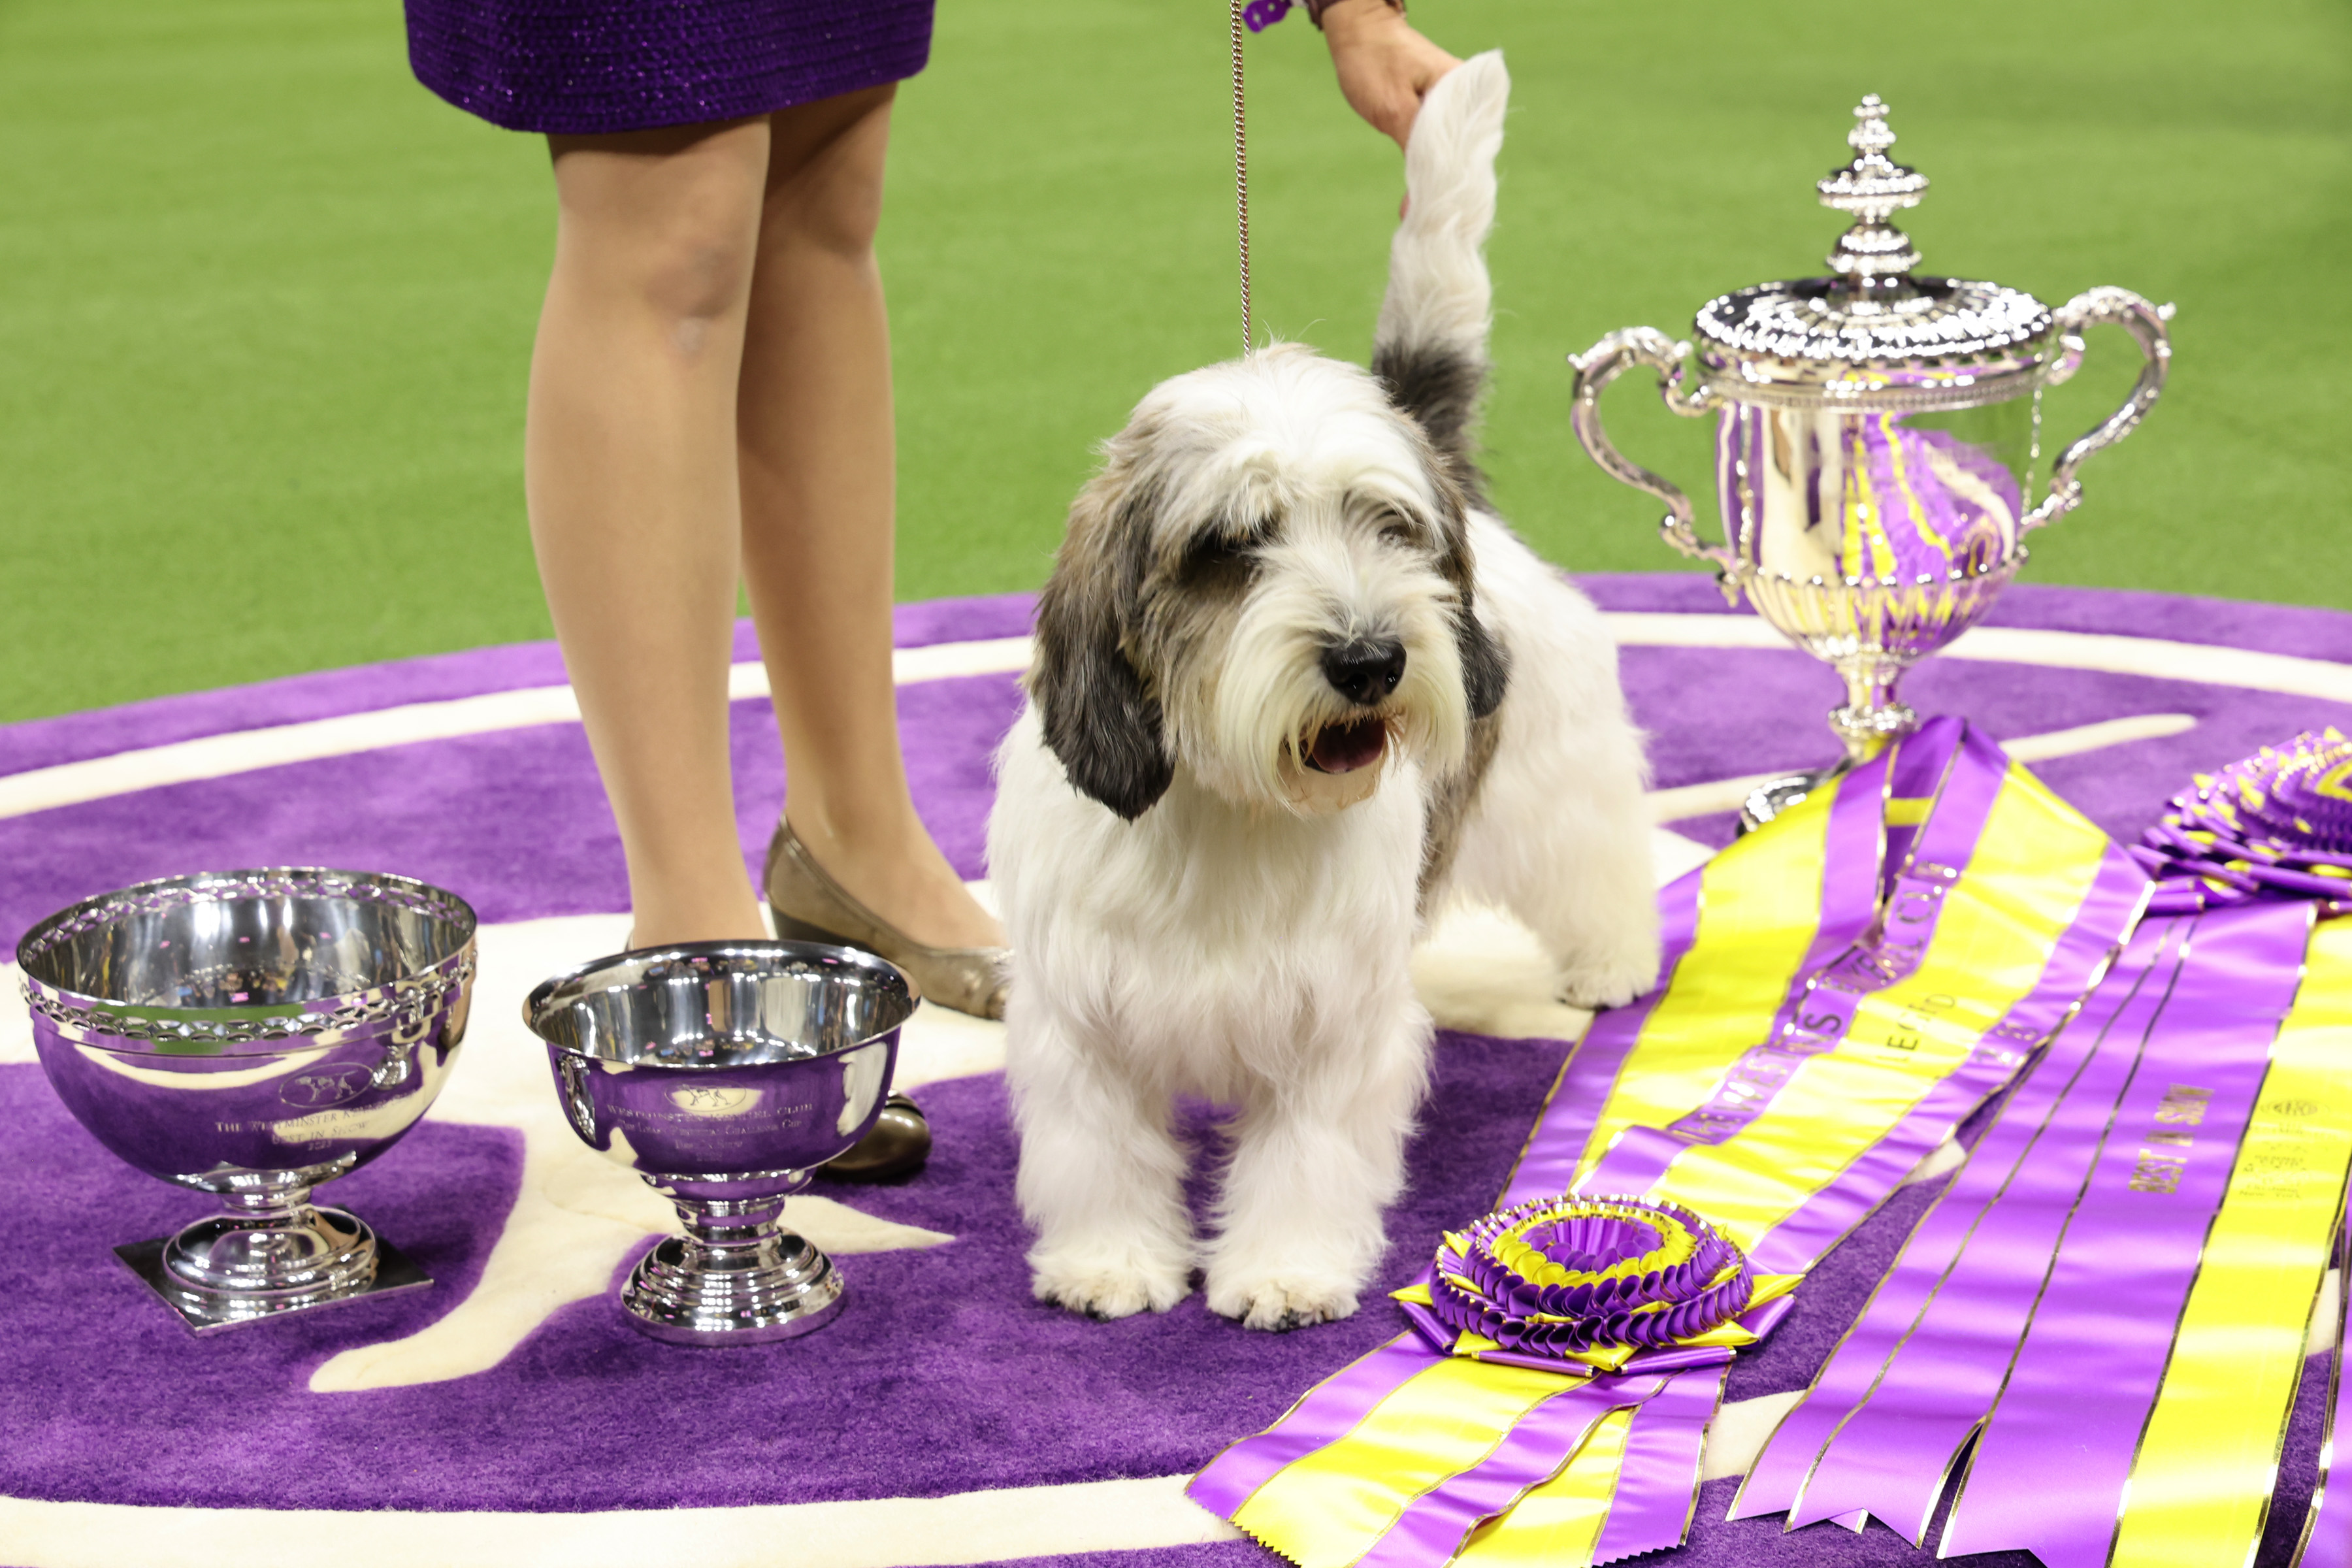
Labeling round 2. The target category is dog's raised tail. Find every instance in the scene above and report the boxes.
[1373,49,1507,468]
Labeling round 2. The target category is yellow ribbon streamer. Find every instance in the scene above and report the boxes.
[2110,914,2352,1568]
[1230,1357,1580,1567]
[1586,765,2111,1249]
[1568,785,1838,1186]
[1213,742,2132,1568]
[1454,1407,1635,1567]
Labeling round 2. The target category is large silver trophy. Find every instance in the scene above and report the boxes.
[16,870,476,1330]
[523,941,914,1346]
[1570,95,2172,826]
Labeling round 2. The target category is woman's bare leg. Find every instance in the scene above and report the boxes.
[528,118,774,945]
[738,86,1004,950]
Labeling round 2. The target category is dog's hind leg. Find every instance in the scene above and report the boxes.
[1446,576,1663,1009]
[1452,704,1663,1009]
[1475,782,1661,1011]
[1202,1002,1432,1330]
[1008,1008,1196,1320]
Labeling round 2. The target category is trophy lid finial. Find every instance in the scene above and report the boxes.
[1692,93,2053,378]
[1820,94,1928,284]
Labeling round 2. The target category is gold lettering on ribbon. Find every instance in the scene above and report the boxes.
[2229,1094,2328,1201]
[2153,1086,2211,1125]
[2130,1086,2213,1194]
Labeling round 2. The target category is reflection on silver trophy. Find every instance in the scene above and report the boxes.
[523,941,915,1346]
[1570,95,2172,826]
[16,869,476,1331]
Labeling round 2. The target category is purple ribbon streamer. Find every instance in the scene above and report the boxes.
[1573,743,1891,1196]
[1593,1365,1730,1564]
[1746,838,2153,1279]
[1939,900,2317,1568]
[1733,912,2183,1537]
[1352,1375,1673,1568]
[1876,720,1967,894]
[1583,722,1996,1196]
[1185,1333,1440,1518]
[1580,722,2107,1287]
[1526,719,2127,1554]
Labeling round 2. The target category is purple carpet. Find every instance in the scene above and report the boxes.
[3,574,2349,1566]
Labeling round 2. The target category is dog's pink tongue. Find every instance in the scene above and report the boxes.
[1308,719,1387,774]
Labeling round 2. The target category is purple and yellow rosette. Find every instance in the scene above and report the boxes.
[2135,728,2352,913]
[1394,1195,1801,1375]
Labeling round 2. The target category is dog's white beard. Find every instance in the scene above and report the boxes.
[1185,547,1469,815]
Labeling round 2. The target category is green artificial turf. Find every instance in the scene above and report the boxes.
[1,0,2345,723]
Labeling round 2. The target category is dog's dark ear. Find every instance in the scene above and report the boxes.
[1431,480,1511,721]
[1456,589,1510,721]
[1030,470,1174,821]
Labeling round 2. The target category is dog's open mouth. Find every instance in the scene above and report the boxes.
[1303,717,1389,775]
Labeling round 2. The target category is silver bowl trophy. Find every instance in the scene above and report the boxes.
[523,941,915,1346]
[16,869,476,1331]
[1570,95,2172,826]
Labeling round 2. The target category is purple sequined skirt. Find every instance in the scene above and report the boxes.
[405,0,935,135]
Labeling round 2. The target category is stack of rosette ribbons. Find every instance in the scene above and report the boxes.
[1189,715,2352,1568]
[2134,726,2352,914]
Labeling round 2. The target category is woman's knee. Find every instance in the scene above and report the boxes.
[549,118,771,328]
[762,84,894,259]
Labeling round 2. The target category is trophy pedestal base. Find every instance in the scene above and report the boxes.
[622,1230,845,1347]
[115,1226,432,1334]
[1739,768,1843,834]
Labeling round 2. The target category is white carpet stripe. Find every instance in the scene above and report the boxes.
[0,687,591,821]
[1,621,2340,822]
[0,636,1034,823]
[0,1475,1245,1568]
[1946,624,2352,700]
[1604,612,2352,704]
[0,1382,1829,1568]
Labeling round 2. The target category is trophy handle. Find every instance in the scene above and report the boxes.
[1567,327,1728,568]
[2023,286,2174,531]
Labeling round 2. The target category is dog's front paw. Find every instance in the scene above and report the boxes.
[1205,1271,1361,1332]
[1031,1248,1191,1321]
[1555,939,1663,1011]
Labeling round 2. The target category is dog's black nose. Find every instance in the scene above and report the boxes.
[1321,640,1406,707]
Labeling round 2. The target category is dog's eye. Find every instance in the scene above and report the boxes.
[1182,531,1256,576]
[1376,515,1419,547]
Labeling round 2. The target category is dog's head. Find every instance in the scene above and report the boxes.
[1030,344,1509,821]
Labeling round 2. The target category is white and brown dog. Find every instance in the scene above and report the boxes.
[985,53,1658,1330]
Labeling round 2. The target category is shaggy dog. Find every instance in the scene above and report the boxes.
[985,53,1658,1330]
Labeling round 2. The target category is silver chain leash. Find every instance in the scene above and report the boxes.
[1228,0,1252,357]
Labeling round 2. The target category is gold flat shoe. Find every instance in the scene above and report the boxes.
[824,1093,933,1182]
[762,821,1010,1022]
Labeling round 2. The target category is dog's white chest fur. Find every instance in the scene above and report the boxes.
[993,711,1427,1094]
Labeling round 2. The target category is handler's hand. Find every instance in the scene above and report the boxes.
[1320,0,1462,148]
